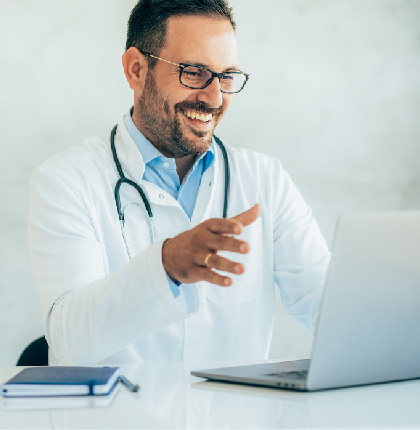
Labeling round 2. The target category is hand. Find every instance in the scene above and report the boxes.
[162,204,261,286]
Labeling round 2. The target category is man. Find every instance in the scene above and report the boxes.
[28,0,330,365]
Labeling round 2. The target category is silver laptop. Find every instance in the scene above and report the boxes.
[192,211,420,391]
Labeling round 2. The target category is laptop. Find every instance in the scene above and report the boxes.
[191,211,420,391]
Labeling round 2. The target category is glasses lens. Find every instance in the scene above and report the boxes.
[219,73,247,93]
[181,66,212,88]
[180,66,248,93]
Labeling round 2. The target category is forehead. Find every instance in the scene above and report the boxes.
[160,15,238,70]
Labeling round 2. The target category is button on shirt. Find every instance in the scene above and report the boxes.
[123,111,215,299]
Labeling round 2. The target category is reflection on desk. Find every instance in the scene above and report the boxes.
[2,386,120,411]
[1,362,420,429]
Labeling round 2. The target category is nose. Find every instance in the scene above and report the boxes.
[196,76,223,108]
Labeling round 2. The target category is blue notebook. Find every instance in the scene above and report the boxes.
[1,366,120,397]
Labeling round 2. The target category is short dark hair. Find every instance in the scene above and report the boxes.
[126,0,236,66]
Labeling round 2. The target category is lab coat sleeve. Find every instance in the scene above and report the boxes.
[272,161,330,334]
[28,166,191,365]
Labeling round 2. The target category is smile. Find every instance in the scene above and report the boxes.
[183,110,213,123]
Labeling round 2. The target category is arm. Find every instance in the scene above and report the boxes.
[272,163,330,333]
[28,167,189,365]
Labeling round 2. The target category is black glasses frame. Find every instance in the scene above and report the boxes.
[141,50,250,94]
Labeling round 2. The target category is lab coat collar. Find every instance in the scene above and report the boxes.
[114,118,146,184]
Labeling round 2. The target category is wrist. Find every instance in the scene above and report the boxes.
[162,239,181,285]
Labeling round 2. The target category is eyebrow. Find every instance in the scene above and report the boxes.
[224,66,242,73]
[183,61,241,73]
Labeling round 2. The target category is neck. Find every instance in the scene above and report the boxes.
[175,155,196,183]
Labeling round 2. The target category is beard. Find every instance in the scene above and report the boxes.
[134,71,224,158]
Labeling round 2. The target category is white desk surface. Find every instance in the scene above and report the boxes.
[1,362,420,429]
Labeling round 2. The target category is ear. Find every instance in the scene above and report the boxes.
[122,47,149,91]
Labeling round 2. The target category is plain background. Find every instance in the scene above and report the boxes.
[0,0,419,365]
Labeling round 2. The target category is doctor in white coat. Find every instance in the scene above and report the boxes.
[28,0,330,366]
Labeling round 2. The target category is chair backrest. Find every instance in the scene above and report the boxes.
[17,336,49,366]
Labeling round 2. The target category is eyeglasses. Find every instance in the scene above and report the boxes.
[141,51,249,94]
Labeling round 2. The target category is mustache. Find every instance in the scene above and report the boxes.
[175,100,223,116]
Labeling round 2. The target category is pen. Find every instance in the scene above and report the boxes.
[119,375,140,392]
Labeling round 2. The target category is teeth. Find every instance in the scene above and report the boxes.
[184,110,213,122]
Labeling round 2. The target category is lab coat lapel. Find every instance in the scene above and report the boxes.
[190,141,220,226]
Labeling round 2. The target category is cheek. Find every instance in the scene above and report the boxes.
[163,87,190,107]
[153,79,178,110]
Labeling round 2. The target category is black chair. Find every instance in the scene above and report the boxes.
[17,336,49,366]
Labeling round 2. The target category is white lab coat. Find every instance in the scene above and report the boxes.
[28,118,330,366]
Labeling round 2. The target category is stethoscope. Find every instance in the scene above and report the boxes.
[110,124,230,259]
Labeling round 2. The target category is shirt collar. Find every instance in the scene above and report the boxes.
[123,108,215,172]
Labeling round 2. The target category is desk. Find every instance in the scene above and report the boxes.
[1,363,420,429]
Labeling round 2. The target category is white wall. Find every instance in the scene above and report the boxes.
[0,0,419,365]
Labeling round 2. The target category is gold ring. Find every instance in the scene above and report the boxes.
[204,253,212,267]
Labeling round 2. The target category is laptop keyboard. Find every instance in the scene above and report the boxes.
[265,370,308,380]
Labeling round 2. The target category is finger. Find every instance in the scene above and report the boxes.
[206,234,249,254]
[193,266,232,287]
[231,203,261,228]
[204,254,244,275]
[206,218,243,235]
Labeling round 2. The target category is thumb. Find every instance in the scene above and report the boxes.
[231,203,261,228]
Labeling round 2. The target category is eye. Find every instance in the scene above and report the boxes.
[182,67,207,77]
[181,67,211,86]
[183,69,200,77]
[221,74,234,81]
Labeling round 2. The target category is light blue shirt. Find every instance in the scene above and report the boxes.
[123,111,215,298]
